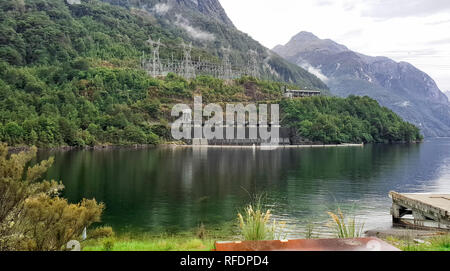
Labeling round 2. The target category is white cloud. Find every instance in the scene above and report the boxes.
[152,3,171,15]
[175,14,216,42]
[66,0,81,5]
[300,63,329,83]
[219,0,450,90]
[394,101,412,108]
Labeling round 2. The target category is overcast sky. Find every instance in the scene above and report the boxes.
[219,0,450,92]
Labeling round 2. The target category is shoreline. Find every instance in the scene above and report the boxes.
[7,144,158,154]
[7,141,429,153]
[163,143,365,149]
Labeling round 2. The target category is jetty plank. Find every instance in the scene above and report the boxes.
[389,191,450,228]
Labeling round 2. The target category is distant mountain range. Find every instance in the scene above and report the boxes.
[273,31,450,137]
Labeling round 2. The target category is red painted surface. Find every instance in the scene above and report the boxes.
[214,237,400,251]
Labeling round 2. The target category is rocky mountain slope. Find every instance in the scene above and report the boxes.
[273,32,450,137]
[169,0,235,27]
[97,0,327,89]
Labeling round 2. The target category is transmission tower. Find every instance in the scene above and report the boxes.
[221,46,232,79]
[140,51,145,69]
[139,38,255,80]
[181,41,195,79]
[248,49,260,78]
[147,37,164,77]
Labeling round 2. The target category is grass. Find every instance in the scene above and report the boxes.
[327,209,365,238]
[82,223,237,251]
[83,235,215,251]
[81,221,450,251]
[83,231,450,251]
[237,195,287,241]
[385,234,450,251]
[238,204,274,241]
[82,193,289,251]
[80,199,450,252]
[304,222,316,239]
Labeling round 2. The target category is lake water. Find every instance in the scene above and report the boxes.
[39,138,450,238]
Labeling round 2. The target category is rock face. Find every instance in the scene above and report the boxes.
[100,0,233,26]
[171,0,235,27]
[273,31,450,137]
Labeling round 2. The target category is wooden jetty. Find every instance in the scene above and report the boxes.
[390,191,450,229]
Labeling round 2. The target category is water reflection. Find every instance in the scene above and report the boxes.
[39,139,450,236]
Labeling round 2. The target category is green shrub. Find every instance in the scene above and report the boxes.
[147,132,160,145]
[124,125,147,144]
[4,122,24,145]
[89,226,115,240]
[0,143,105,251]
[151,124,171,140]
[102,239,115,251]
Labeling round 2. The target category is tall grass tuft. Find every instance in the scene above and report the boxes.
[305,222,315,239]
[237,196,286,241]
[327,209,364,238]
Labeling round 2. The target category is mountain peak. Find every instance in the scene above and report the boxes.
[273,31,348,58]
[291,31,320,42]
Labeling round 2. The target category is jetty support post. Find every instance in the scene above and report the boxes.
[390,202,410,224]
[389,191,450,229]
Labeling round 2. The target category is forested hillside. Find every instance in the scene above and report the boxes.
[0,0,292,147]
[0,0,174,66]
[282,96,422,144]
[99,0,329,87]
[0,56,422,147]
[0,0,422,147]
[0,0,327,88]
[0,57,294,147]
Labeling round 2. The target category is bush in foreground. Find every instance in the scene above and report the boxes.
[0,143,105,251]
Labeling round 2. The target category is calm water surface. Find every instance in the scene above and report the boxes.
[39,138,450,237]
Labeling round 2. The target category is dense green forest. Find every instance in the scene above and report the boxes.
[282,96,422,144]
[0,57,422,146]
[0,0,423,147]
[0,59,293,147]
